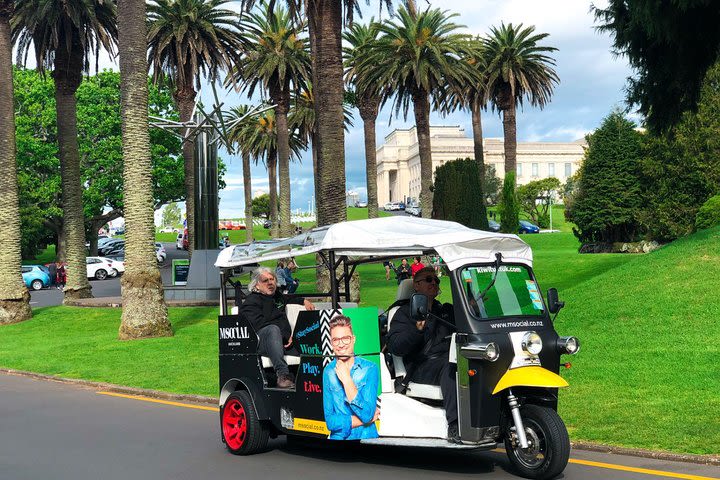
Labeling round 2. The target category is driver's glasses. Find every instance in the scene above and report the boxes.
[331,335,353,346]
[416,276,440,285]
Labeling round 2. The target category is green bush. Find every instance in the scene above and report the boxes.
[569,111,644,243]
[432,158,487,229]
[517,177,561,228]
[695,195,720,230]
[499,172,519,233]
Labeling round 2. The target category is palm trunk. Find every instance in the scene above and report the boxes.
[0,1,32,324]
[309,0,346,227]
[311,132,318,217]
[175,89,196,258]
[267,147,278,237]
[359,94,380,219]
[275,90,292,237]
[53,39,92,301]
[471,97,489,229]
[502,100,517,181]
[117,0,172,340]
[307,10,320,222]
[242,151,253,243]
[411,88,433,218]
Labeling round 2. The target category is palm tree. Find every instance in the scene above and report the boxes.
[226,105,256,243]
[344,21,383,218]
[358,7,478,218]
[229,4,310,237]
[13,0,116,301]
[147,0,244,255]
[117,0,172,340]
[0,0,32,324]
[435,37,489,229]
[482,23,559,178]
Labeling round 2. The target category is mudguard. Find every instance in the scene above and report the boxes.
[492,366,568,395]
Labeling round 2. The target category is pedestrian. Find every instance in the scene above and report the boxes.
[396,258,412,284]
[410,256,425,277]
[56,262,66,290]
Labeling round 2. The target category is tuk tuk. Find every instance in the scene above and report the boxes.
[214,217,580,480]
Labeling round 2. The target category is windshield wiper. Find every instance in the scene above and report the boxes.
[477,253,503,301]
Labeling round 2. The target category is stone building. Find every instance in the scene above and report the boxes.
[375,125,586,206]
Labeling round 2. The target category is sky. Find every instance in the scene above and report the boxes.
[15,0,636,221]
[206,0,635,218]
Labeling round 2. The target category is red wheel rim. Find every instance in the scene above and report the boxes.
[222,399,248,450]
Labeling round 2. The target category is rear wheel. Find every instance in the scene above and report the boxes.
[31,279,43,291]
[221,391,269,455]
[95,269,108,280]
[504,404,570,480]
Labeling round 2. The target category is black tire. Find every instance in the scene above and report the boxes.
[504,404,570,480]
[31,279,43,291]
[95,269,108,280]
[221,391,269,455]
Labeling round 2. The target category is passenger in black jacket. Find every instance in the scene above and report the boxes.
[386,266,459,442]
[242,266,315,388]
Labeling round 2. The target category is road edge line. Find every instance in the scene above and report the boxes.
[2,368,718,467]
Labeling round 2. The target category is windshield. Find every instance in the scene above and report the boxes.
[460,265,544,319]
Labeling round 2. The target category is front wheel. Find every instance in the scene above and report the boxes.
[504,404,570,480]
[31,279,44,291]
[95,269,108,280]
[221,391,269,455]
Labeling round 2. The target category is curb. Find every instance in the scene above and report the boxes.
[3,368,719,466]
[62,298,218,308]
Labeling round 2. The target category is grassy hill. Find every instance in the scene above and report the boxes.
[556,225,720,454]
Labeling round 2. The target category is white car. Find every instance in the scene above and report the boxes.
[103,257,125,276]
[155,242,167,259]
[86,257,116,280]
[176,233,184,250]
[383,202,394,211]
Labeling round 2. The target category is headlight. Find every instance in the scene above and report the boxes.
[521,331,543,355]
[460,341,500,362]
[557,336,580,355]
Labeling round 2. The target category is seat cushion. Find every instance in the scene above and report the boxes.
[261,355,301,369]
[406,382,444,400]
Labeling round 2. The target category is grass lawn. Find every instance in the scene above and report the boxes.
[6,211,718,454]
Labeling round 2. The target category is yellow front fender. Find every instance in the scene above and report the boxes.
[492,366,569,395]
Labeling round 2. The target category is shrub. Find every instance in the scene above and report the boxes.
[498,172,519,233]
[570,111,645,244]
[517,177,561,228]
[432,158,486,229]
[695,195,720,230]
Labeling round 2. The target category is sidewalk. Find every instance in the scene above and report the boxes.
[65,296,217,308]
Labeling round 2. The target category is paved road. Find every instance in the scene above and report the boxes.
[29,242,188,308]
[1,373,717,480]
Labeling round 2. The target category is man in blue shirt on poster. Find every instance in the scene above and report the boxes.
[323,315,380,440]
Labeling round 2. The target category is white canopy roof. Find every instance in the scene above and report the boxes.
[214,216,533,271]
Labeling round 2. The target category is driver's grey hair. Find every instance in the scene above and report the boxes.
[249,266,276,292]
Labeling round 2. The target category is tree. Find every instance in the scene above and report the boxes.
[0,0,32,324]
[162,202,182,228]
[568,111,644,245]
[498,172,519,234]
[359,7,478,218]
[251,193,270,218]
[432,159,484,229]
[435,37,489,229]
[344,21,383,218]
[148,0,243,256]
[516,177,561,228]
[482,23,558,233]
[483,164,502,206]
[231,4,310,237]
[117,0,172,339]
[13,68,184,258]
[13,0,117,301]
[593,1,720,132]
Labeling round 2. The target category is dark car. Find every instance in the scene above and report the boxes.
[519,220,540,234]
[263,220,271,229]
[488,219,501,232]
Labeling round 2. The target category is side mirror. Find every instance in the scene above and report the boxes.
[410,293,429,320]
[547,288,565,314]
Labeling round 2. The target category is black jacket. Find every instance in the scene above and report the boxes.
[241,291,304,342]
[386,300,455,368]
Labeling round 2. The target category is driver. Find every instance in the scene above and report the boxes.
[386,266,459,443]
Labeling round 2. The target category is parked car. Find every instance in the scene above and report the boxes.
[102,244,125,257]
[103,257,125,276]
[355,201,368,208]
[176,232,184,250]
[405,205,419,216]
[155,242,166,259]
[86,257,116,280]
[22,265,51,290]
[114,227,125,235]
[263,220,272,229]
[383,202,394,211]
[397,202,406,210]
[98,239,124,255]
[159,227,175,233]
[488,219,501,232]
[519,220,540,234]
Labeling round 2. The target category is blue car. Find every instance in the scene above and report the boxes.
[519,220,540,234]
[488,219,501,232]
[22,265,52,290]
